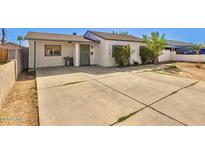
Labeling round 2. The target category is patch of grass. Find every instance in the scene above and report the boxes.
[117,115,131,123]
[116,110,141,123]
[167,64,177,69]
[61,81,86,86]
[150,64,180,76]
[151,68,160,72]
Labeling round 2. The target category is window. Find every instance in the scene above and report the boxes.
[165,47,172,51]
[45,45,61,56]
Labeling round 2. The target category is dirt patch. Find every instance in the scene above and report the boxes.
[0,71,38,126]
[154,62,205,81]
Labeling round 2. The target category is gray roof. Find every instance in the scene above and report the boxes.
[86,31,143,42]
[167,40,193,47]
[25,32,93,43]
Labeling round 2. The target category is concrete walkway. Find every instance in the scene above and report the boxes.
[36,66,205,126]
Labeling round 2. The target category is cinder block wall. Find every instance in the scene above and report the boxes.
[0,49,23,109]
[0,61,16,109]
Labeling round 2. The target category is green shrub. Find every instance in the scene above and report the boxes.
[113,45,131,67]
[140,46,155,64]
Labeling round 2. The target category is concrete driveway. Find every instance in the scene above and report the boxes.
[36,66,205,126]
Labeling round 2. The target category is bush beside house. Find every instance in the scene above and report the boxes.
[140,46,155,64]
[113,44,131,67]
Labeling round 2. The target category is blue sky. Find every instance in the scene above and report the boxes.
[2,28,205,47]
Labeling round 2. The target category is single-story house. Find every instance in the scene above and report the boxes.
[25,31,194,69]
[158,40,194,62]
[3,42,22,50]
[166,40,193,53]
[25,31,145,69]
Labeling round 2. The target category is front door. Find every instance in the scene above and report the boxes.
[80,44,90,66]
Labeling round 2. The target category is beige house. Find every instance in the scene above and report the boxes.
[25,31,145,69]
[4,42,22,50]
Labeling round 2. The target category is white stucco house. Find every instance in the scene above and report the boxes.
[25,31,146,69]
[25,31,194,69]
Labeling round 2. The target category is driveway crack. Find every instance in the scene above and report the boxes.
[39,80,90,90]
[110,81,199,126]
[81,72,199,126]
[36,66,201,126]
[148,81,199,107]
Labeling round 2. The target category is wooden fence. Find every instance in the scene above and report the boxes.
[0,48,8,63]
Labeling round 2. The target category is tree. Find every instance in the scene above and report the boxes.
[119,31,128,35]
[189,44,202,55]
[189,44,202,68]
[1,28,6,47]
[17,36,24,46]
[143,32,167,64]
[113,44,131,67]
[112,31,128,35]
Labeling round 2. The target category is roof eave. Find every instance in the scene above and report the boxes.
[105,38,144,43]
[25,37,95,43]
[86,31,144,42]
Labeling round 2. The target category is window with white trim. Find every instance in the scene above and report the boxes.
[45,45,61,56]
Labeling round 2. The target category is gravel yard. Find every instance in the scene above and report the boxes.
[0,71,38,126]
[154,62,205,81]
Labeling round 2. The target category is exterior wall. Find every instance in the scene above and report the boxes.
[171,51,205,62]
[159,49,171,62]
[85,32,107,66]
[28,40,97,68]
[85,32,145,67]
[0,61,16,109]
[29,40,74,68]
[104,40,145,66]
[90,44,96,65]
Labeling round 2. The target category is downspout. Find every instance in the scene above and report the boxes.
[34,41,36,70]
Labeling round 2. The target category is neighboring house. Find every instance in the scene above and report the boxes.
[4,42,22,50]
[0,42,25,61]
[167,40,193,53]
[25,31,145,69]
[25,31,194,69]
[0,42,22,50]
[158,40,193,62]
